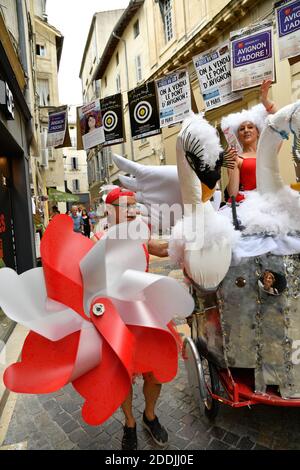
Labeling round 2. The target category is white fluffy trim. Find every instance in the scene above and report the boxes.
[168,204,240,265]
[221,103,268,137]
[178,112,222,169]
[238,187,300,236]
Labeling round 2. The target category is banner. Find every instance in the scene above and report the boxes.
[128,81,161,140]
[156,69,191,127]
[193,43,242,111]
[78,99,105,151]
[275,0,300,60]
[100,93,125,146]
[230,21,275,92]
[46,106,71,148]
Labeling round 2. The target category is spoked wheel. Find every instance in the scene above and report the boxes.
[198,354,220,420]
[183,336,220,420]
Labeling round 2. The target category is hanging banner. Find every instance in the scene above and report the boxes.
[100,93,125,146]
[78,99,105,151]
[193,42,242,111]
[275,0,300,60]
[128,81,161,140]
[46,106,71,148]
[156,69,192,128]
[230,21,274,92]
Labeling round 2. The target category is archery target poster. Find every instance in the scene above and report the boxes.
[156,69,192,127]
[128,81,161,140]
[275,0,300,60]
[230,21,275,92]
[100,93,125,146]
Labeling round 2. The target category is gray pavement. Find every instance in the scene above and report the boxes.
[2,258,300,450]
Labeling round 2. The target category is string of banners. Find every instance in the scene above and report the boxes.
[46,2,300,150]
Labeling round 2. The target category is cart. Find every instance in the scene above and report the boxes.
[183,251,300,419]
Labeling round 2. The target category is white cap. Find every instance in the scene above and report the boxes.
[220,103,268,138]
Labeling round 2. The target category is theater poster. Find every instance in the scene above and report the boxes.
[230,21,275,92]
[128,81,161,140]
[78,99,105,151]
[46,106,71,148]
[156,70,191,127]
[193,43,242,112]
[275,0,300,60]
[100,93,125,146]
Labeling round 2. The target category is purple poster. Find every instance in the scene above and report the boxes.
[275,0,300,60]
[232,31,272,68]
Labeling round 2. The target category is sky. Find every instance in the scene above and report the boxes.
[47,0,129,105]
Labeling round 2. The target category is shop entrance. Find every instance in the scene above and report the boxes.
[0,156,16,269]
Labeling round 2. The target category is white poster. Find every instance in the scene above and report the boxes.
[230,21,275,92]
[275,0,300,61]
[78,99,105,150]
[193,43,242,111]
[156,70,191,127]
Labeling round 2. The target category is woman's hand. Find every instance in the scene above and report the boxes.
[261,79,277,113]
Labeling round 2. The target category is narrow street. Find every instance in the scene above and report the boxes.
[1,258,300,451]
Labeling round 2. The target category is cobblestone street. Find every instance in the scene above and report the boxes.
[2,258,300,450]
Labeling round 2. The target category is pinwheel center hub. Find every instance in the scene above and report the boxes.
[92,303,105,316]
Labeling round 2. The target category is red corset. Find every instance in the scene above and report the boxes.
[239,158,256,191]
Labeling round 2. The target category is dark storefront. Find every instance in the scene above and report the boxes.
[0,44,36,342]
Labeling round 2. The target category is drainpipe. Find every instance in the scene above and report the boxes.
[112,31,135,162]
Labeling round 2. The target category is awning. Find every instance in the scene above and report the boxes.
[48,188,79,203]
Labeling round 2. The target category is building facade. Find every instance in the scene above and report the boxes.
[63,106,90,210]
[91,0,299,194]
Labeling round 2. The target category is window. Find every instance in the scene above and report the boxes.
[104,76,107,88]
[135,55,142,83]
[116,52,119,66]
[37,79,50,106]
[36,44,46,57]
[159,0,173,43]
[116,73,121,92]
[72,179,80,192]
[71,157,78,170]
[133,20,140,38]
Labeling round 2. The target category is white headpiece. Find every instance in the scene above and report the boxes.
[220,103,268,138]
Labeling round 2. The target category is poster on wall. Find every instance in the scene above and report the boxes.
[100,93,125,146]
[193,43,242,111]
[156,69,192,127]
[46,106,71,148]
[230,21,275,92]
[275,0,300,60]
[77,99,105,151]
[128,81,161,140]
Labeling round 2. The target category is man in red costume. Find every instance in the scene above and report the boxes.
[93,187,169,450]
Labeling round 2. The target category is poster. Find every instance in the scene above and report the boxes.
[275,0,300,60]
[78,99,105,150]
[100,93,125,146]
[193,43,242,111]
[156,69,192,127]
[230,21,275,92]
[128,81,161,140]
[46,106,71,148]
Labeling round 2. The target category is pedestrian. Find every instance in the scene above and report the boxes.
[88,207,97,232]
[69,205,82,234]
[92,187,169,450]
[50,205,60,220]
[81,208,92,238]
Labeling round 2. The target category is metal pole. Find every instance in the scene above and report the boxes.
[112,31,135,162]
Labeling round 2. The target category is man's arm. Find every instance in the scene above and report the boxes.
[148,239,169,258]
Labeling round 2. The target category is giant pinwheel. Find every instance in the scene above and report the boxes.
[0,215,193,425]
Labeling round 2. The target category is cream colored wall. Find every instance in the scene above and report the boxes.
[64,124,89,194]
[0,0,19,45]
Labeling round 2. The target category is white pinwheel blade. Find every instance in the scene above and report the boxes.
[0,268,88,341]
[80,219,149,315]
[109,269,194,326]
[118,175,138,192]
[112,154,143,177]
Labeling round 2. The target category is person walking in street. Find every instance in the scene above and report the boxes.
[92,187,169,450]
[70,205,83,234]
[81,208,92,238]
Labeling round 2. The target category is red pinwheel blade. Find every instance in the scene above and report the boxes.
[72,298,135,426]
[41,215,93,318]
[4,330,80,393]
[128,326,179,383]
[72,341,131,425]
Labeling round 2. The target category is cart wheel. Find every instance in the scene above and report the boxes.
[199,355,220,420]
[183,337,220,420]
